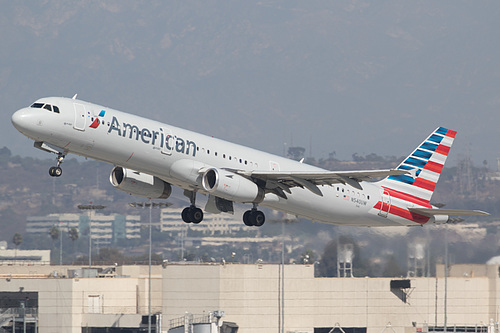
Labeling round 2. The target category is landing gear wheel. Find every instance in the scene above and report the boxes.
[252,210,265,227]
[49,153,66,177]
[181,206,204,224]
[182,207,191,223]
[243,209,265,227]
[189,207,203,224]
[49,166,62,177]
[243,211,253,226]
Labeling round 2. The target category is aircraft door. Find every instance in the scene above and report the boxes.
[378,190,391,218]
[161,128,175,155]
[73,104,87,131]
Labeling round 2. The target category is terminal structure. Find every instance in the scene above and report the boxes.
[0,262,498,333]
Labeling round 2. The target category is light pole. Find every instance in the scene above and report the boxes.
[129,200,170,333]
[444,223,448,333]
[78,204,106,268]
[59,222,62,265]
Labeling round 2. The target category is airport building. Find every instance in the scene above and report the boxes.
[0,262,498,333]
[26,213,141,245]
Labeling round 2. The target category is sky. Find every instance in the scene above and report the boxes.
[1,1,499,168]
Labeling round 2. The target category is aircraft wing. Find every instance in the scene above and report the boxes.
[409,207,490,217]
[235,169,408,197]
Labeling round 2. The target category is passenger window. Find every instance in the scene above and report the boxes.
[43,104,52,111]
[31,103,44,108]
[53,106,60,113]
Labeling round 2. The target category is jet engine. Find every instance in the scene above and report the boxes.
[201,168,264,203]
[110,166,172,199]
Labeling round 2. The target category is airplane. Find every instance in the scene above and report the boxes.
[11,96,488,227]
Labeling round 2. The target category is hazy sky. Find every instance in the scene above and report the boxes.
[2,1,499,167]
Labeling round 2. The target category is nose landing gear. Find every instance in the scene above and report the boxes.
[49,153,65,177]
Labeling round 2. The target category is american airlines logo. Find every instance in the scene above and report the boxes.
[89,110,106,129]
[107,116,197,156]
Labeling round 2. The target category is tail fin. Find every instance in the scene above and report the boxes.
[378,127,456,204]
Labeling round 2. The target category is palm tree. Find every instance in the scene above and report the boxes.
[49,225,59,248]
[12,233,23,248]
[12,233,22,257]
[68,227,79,254]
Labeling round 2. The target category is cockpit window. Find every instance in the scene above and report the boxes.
[30,102,60,114]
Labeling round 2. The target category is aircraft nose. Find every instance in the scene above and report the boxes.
[12,108,36,134]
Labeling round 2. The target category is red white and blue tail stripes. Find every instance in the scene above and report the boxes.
[372,127,456,225]
[381,127,456,203]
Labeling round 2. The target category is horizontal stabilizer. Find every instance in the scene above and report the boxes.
[409,207,490,217]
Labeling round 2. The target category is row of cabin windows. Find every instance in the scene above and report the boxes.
[84,119,258,168]
[195,146,257,168]
[31,103,60,113]
[94,122,258,167]
[336,186,370,200]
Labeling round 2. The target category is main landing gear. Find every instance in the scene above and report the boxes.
[48,153,65,177]
[243,204,266,227]
[182,190,204,224]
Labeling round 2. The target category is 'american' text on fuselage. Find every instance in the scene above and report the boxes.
[107,116,197,156]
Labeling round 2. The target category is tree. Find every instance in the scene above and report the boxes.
[68,227,79,253]
[298,249,316,264]
[287,147,305,161]
[382,255,406,277]
[68,227,79,242]
[97,248,124,264]
[318,235,372,277]
[49,225,59,248]
[12,233,23,248]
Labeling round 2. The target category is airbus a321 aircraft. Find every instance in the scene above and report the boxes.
[11,96,488,227]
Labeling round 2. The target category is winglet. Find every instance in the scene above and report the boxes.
[72,94,78,100]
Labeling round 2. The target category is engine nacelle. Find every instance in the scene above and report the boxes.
[110,166,172,199]
[201,168,264,203]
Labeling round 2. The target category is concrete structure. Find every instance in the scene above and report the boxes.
[0,249,50,265]
[26,213,141,245]
[0,263,499,333]
[0,265,162,332]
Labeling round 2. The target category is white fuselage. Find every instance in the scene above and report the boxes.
[12,97,438,227]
